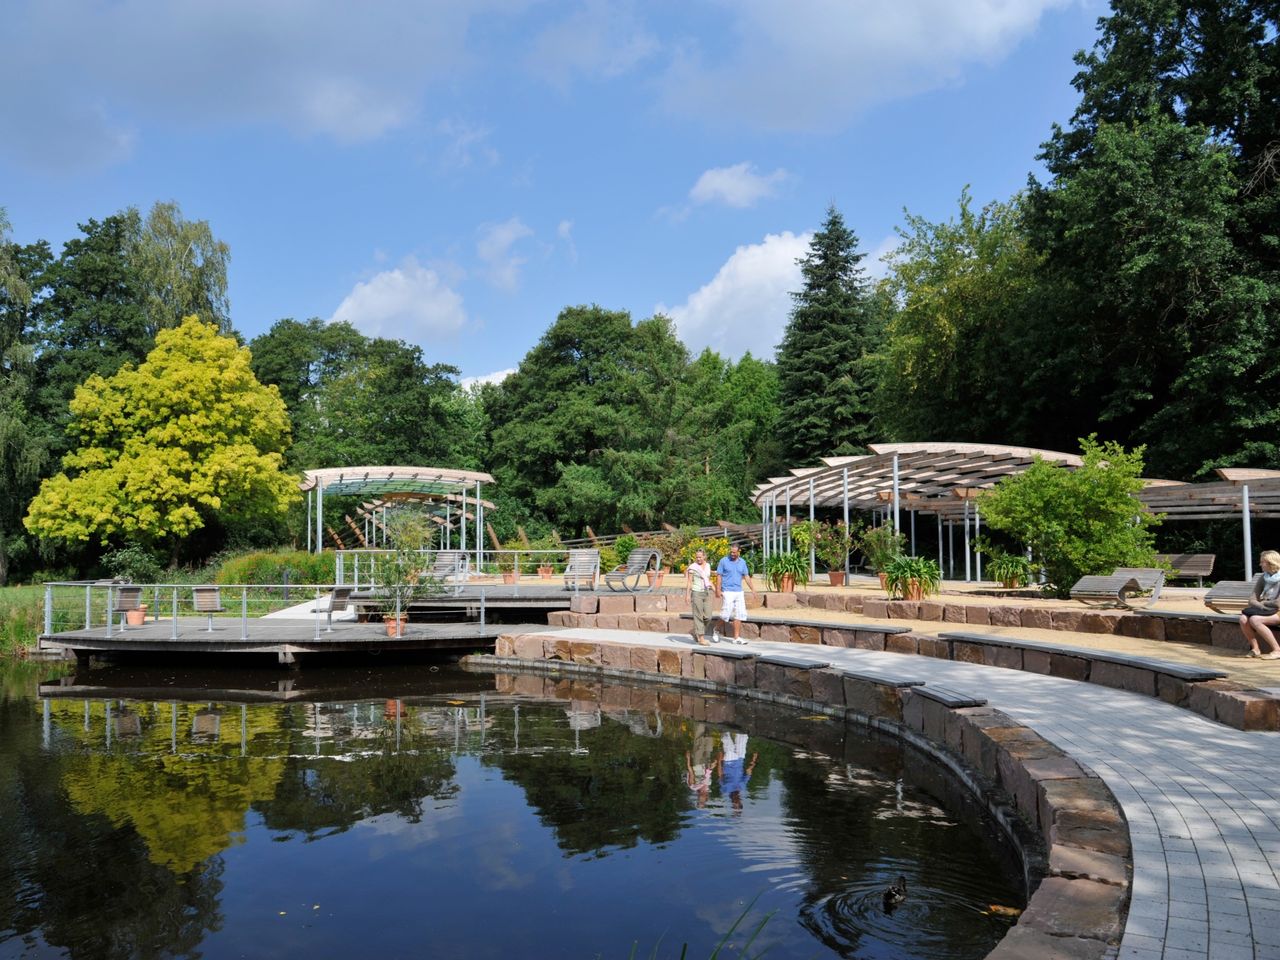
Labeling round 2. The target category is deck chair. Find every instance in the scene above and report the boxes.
[562,549,600,590]
[1112,567,1165,605]
[425,551,469,595]
[1154,553,1215,587]
[192,586,225,632]
[603,549,662,592]
[1204,580,1255,614]
[113,584,144,629]
[1069,575,1144,608]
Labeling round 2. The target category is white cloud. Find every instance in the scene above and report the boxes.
[557,220,577,263]
[659,0,1072,131]
[437,119,500,170]
[330,258,467,341]
[0,0,519,168]
[690,163,788,208]
[865,233,902,282]
[526,0,658,89]
[460,368,516,390]
[657,231,812,360]
[476,217,534,291]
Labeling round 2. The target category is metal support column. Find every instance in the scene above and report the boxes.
[937,514,943,576]
[892,454,900,534]
[808,478,815,578]
[842,467,850,577]
[975,505,983,582]
[1243,484,1254,580]
[910,509,916,555]
[785,487,792,552]
[307,488,312,552]
[963,500,971,582]
[315,483,324,555]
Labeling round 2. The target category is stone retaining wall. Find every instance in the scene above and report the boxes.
[553,597,1278,731]
[480,634,1132,959]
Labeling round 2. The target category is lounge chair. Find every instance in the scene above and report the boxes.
[1154,553,1215,587]
[1204,580,1254,614]
[1068,569,1163,609]
[425,550,469,594]
[1112,567,1165,605]
[604,548,661,592]
[562,549,600,591]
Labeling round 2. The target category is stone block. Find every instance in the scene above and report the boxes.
[1090,661,1156,697]
[513,673,547,698]
[597,595,636,615]
[809,668,845,707]
[733,658,756,688]
[765,592,799,608]
[916,600,945,621]
[1205,687,1280,730]
[1039,778,1128,856]
[655,648,683,676]
[1163,617,1212,645]
[953,640,986,664]
[657,690,683,714]
[629,687,658,713]
[569,642,602,666]
[616,614,639,631]
[629,646,658,673]
[790,625,820,645]
[1023,649,1052,675]
[759,623,791,644]
[862,598,889,618]
[1004,755,1087,828]
[494,635,515,657]
[920,697,951,743]
[820,627,856,647]
[975,725,1045,783]
[941,604,968,623]
[569,595,599,615]
[1078,612,1120,635]
[634,595,668,613]
[983,925,1109,959]
[546,611,569,627]
[1020,606,1054,630]
[982,644,1023,670]
[601,643,632,670]
[989,605,1022,627]
[843,676,903,722]
[917,635,951,659]
[1050,609,1084,632]
[595,614,619,629]
[666,595,691,613]
[902,690,926,733]
[757,662,813,700]
[1115,614,1164,641]
[884,632,920,656]
[745,593,765,608]
[1048,653,1090,682]
[842,596,864,614]
[853,630,887,651]
[964,605,991,625]
[952,709,1013,775]
[636,614,669,633]
[514,634,545,660]
[1210,621,1248,650]
[886,600,919,619]
[738,622,760,640]
[683,652,705,680]
[1156,674,1190,706]
[1017,876,1126,943]
[1049,844,1129,887]
[702,654,735,685]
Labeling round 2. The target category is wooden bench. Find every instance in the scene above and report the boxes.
[562,549,600,591]
[910,685,988,708]
[1155,553,1215,587]
[939,631,1229,682]
[604,549,661,593]
[192,585,225,632]
[755,653,830,669]
[1204,580,1254,614]
[691,645,757,660]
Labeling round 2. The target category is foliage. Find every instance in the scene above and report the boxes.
[790,520,817,553]
[102,544,163,583]
[614,533,639,561]
[370,511,439,617]
[598,544,621,574]
[883,554,942,598]
[764,550,810,590]
[24,317,300,563]
[813,521,856,571]
[0,585,41,653]
[675,536,731,571]
[777,205,882,463]
[979,436,1159,596]
[213,550,334,586]
[854,524,906,573]
[981,549,1034,587]
[125,201,231,337]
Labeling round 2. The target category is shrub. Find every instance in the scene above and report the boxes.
[214,550,335,585]
[103,544,164,583]
[614,534,638,560]
[0,586,41,653]
[674,536,731,571]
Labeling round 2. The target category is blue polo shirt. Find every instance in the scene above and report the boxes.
[717,556,749,592]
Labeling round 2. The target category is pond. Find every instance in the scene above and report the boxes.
[0,660,1027,959]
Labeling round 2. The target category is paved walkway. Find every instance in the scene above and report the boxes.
[539,627,1280,960]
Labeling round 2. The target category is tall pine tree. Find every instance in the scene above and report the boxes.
[776,205,880,464]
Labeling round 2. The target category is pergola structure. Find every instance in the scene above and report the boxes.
[299,466,495,567]
[752,443,1279,581]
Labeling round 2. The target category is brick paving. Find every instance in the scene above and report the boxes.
[540,626,1280,960]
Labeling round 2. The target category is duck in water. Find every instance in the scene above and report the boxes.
[882,875,907,914]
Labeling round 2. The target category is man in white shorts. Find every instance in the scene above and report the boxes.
[714,543,757,644]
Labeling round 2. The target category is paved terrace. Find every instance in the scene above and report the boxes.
[517,625,1280,960]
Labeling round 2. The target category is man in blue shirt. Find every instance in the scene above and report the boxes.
[714,543,757,644]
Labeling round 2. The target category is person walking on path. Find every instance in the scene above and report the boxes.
[685,548,714,645]
[714,543,757,644]
[1239,549,1280,659]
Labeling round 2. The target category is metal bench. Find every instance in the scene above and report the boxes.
[318,586,353,631]
[1204,580,1255,614]
[192,585,224,632]
[1069,574,1144,608]
[604,549,661,593]
[1155,553,1215,587]
[562,549,600,591]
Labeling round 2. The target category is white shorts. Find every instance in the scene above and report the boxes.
[720,590,748,621]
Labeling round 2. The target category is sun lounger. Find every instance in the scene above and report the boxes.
[1154,553,1215,587]
[1069,575,1145,608]
[562,549,600,591]
[1204,580,1254,614]
[604,549,661,592]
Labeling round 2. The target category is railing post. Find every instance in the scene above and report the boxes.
[171,588,179,641]
[84,584,92,630]
[480,588,486,628]
[44,585,53,636]
[240,587,249,641]
[105,585,113,638]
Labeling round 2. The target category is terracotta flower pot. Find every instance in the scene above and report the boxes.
[125,607,147,626]
[827,571,845,587]
[502,572,516,585]
[878,572,889,593]
[538,566,553,579]
[385,615,408,637]
[1002,577,1020,589]
[905,579,924,602]
[780,573,796,593]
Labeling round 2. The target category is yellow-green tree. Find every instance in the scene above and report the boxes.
[25,316,298,560]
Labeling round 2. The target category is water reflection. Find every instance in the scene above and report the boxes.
[1,663,1027,960]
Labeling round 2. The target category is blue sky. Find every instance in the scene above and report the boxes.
[1,0,1104,385]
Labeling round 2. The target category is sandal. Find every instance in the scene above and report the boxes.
[697,638,710,646]
[1246,649,1262,658]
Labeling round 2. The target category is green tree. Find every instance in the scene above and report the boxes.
[776,205,882,464]
[125,200,232,336]
[25,316,299,563]
[978,436,1159,595]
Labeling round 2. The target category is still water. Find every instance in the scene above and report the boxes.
[0,661,1027,960]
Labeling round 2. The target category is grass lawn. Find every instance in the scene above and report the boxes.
[0,585,42,654]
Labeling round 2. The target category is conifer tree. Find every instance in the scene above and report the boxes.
[776,205,879,464]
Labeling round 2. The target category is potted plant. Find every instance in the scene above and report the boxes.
[855,525,906,590]
[987,552,1033,589]
[125,604,148,626]
[883,554,942,601]
[814,521,856,586]
[372,513,437,636]
[765,550,810,592]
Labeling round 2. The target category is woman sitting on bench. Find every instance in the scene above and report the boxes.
[1239,550,1280,659]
